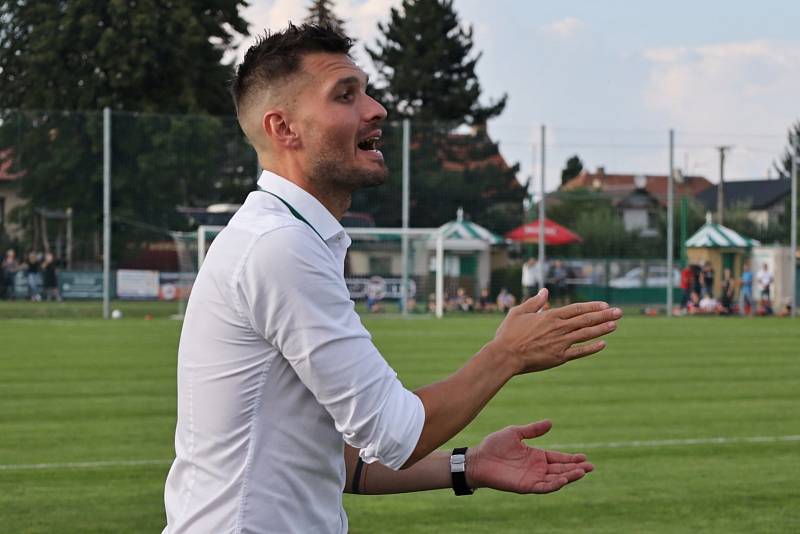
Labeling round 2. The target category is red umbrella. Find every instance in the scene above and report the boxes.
[504,219,582,245]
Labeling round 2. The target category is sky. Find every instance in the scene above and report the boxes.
[235,0,800,193]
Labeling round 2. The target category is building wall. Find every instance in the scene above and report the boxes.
[750,246,794,307]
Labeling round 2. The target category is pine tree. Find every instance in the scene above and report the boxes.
[366,0,506,124]
[304,0,347,36]
[357,0,523,232]
[560,155,584,186]
[773,121,800,179]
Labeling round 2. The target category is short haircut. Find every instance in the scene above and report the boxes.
[230,23,353,114]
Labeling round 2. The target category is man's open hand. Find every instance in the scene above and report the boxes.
[490,288,621,375]
[466,420,592,494]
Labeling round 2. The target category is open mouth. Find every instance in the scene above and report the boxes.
[357,136,382,151]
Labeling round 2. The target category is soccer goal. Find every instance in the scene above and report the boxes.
[196,225,225,269]
[344,227,450,317]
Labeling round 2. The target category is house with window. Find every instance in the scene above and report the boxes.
[695,178,791,228]
[560,168,713,234]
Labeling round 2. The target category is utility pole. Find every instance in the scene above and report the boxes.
[791,134,797,318]
[716,146,732,224]
[667,129,675,316]
[538,125,546,277]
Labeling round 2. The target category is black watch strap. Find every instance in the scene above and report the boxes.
[450,447,474,496]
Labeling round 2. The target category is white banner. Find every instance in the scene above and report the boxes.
[117,269,160,299]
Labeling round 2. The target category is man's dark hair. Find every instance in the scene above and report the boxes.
[231,23,353,113]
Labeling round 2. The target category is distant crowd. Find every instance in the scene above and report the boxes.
[423,257,571,315]
[678,260,786,317]
[1,248,62,302]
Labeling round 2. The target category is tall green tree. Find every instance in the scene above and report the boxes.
[304,0,347,36]
[773,120,800,179]
[0,1,251,262]
[560,155,584,186]
[0,0,247,113]
[360,0,523,232]
[366,0,506,124]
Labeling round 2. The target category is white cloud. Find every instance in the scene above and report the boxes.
[642,40,800,178]
[541,17,585,38]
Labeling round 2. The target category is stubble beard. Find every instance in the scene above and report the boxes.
[307,145,388,193]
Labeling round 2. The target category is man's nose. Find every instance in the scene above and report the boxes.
[364,94,387,123]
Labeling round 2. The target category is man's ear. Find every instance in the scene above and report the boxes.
[263,110,301,150]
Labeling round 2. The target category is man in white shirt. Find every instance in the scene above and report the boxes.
[757,263,773,301]
[521,257,542,300]
[162,23,622,533]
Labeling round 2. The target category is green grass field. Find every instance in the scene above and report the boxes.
[1,308,798,533]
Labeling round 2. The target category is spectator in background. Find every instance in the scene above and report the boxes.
[686,291,701,315]
[719,268,735,314]
[25,250,42,301]
[476,287,495,312]
[41,252,61,302]
[698,292,719,314]
[680,264,693,310]
[1,249,19,300]
[521,257,541,300]
[756,294,774,316]
[495,287,516,313]
[739,261,753,316]
[700,261,714,298]
[452,287,474,312]
[551,260,568,306]
[757,263,773,304]
[691,264,703,296]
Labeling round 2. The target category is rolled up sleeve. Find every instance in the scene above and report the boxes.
[236,225,424,470]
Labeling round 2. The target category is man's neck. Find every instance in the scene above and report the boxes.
[263,164,351,220]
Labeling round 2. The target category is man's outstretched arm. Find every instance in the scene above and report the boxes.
[402,289,621,467]
[344,420,592,495]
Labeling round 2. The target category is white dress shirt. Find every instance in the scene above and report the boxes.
[162,171,425,534]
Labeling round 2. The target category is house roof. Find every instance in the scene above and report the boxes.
[685,222,760,248]
[561,169,712,207]
[695,179,791,212]
[435,219,503,245]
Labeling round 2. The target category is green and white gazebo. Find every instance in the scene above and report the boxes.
[429,209,504,252]
[686,214,760,296]
[427,208,503,300]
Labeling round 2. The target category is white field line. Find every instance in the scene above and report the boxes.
[548,434,800,450]
[0,459,170,471]
[1,435,798,472]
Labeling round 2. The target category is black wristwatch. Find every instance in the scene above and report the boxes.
[450,447,474,495]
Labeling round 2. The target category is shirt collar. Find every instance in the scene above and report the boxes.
[257,170,345,241]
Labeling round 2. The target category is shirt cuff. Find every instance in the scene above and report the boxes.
[358,389,425,470]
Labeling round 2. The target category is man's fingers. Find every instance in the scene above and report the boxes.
[531,478,568,494]
[565,307,622,331]
[555,300,609,319]
[568,321,617,344]
[547,461,594,475]
[558,468,587,484]
[529,467,590,493]
[513,419,552,440]
[517,288,549,313]
[563,340,607,361]
[545,450,587,464]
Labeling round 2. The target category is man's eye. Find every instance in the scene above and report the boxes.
[338,91,354,102]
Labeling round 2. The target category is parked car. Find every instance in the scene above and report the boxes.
[609,266,681,288]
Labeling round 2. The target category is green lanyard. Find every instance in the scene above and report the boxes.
[257,188,325,243]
